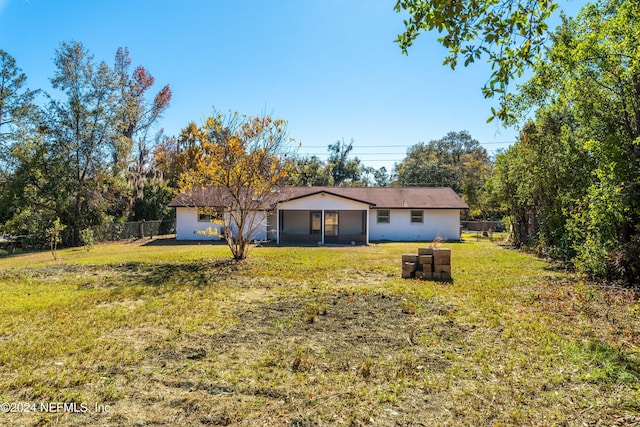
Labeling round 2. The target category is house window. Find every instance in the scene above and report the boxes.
[198,208,223,222]
[377,210,390,223]
[410,210,423,223]
[198,213,217,222]
[310,211,322,235]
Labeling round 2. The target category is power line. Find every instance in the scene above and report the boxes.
[299,141,514,149]
[297,150,506,157]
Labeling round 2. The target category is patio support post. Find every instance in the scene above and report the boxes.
[365,209,370,245]
[321,209,325,245]
[276,208,280,245]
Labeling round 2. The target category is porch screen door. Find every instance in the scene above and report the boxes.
[324,211,339,243]
[310,211,322,235]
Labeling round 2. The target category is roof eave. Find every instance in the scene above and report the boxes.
[373,206,469,210]
[285,190,376,207]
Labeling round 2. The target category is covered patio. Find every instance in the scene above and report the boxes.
[278,209,368,245]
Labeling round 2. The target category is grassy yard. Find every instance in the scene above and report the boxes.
[0,237,639,426]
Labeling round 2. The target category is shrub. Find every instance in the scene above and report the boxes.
[79,228,95,252]
[47,218,66,260]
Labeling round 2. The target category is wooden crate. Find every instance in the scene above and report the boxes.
[433,248,451,266]
[433,264,451,274]
[402,247,453,279]
[418,247,434,256]
[401,254,419,264]
[418,255,433,271]
[403,262,417,272]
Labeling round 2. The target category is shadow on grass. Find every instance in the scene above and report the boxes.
[139,237,358,249]
[140,237,229,247]
[97,259,241,289]
[1,258,241,290]
[0,246,49,260]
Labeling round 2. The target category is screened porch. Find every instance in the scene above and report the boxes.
[278,209,368,245]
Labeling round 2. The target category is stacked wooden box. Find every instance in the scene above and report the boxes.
[402,247,451,280]
[401,254,419,278]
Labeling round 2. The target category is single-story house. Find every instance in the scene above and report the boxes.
[168,186,468,244]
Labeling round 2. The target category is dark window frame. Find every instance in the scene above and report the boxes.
[197,208,224,222]
[377,209,390,224]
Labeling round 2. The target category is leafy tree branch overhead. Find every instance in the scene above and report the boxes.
[492,0,640,284]
[394,0,559,122]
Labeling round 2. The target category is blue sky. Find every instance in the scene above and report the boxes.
[0,0,581,171]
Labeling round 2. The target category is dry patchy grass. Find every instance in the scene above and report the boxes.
[0,237,639,426]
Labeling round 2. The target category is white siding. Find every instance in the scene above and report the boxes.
[278,193,370,210]
[175,207,222,240]
[239,211,268,241]
[369,209,460,241]
[177,204,461,243]
[175,207,268,241]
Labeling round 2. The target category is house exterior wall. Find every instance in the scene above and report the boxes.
[369,209,461,241]
[175,196,463,243]
[240,211,268,241]
[266,211,278,240]
[175,207,222,240]
[278,193,370,211]
[175,207,268,241]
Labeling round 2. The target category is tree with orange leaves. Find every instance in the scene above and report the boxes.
[178,110,295,260]
[153,122,208,188]
[113,47,172,218]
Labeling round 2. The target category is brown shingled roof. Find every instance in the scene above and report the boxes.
[169,186,468,209]
[169,187,230,207]
[286,187,468,209]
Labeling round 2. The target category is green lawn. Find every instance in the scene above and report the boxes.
[1,237,639,426]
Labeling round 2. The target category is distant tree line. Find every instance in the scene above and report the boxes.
[0,42,172,246]
[0,42,493,250]
[4,0,637,287]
